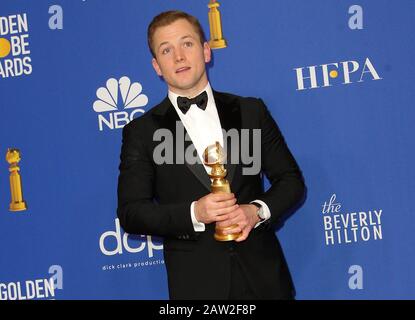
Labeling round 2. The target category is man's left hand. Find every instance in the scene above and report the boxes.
[216,204,260,242]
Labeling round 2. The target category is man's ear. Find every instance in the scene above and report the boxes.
[152,58,163,76]
[203,42,211,63]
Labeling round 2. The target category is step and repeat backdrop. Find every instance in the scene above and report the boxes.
[0,0,414,299]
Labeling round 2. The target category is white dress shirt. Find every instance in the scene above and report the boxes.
[168,83,270,232]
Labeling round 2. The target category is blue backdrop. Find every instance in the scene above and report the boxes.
[1,0,414,299]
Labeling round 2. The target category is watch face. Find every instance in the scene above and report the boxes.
[257,207,265,219]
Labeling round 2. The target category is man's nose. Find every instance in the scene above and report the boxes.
[174,48,185,62]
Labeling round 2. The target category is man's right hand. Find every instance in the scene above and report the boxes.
[194,193,238,225]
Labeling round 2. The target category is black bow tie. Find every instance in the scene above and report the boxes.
[177,91,208,114]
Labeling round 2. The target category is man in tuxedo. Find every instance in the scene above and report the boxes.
[117,10,305,300]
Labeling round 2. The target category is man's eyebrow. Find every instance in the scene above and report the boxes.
[158,41,169,50]
[181,35,194,41]
[157,35,195,50]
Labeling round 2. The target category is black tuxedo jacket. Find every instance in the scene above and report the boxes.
[117,91,305,299]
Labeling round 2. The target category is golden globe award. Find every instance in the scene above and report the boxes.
[6,148,27,211]
[204,142,241,241]
[207,0,227,49]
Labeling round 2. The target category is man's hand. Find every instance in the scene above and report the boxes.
[216,204,260,242]
[194,193,239,225]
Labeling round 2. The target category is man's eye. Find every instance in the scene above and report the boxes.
[184,42,193,48]
[162,47,170,55]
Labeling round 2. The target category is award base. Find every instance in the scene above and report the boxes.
[10,201,27,212]
[209,39,227,49]
[214,226,241,241]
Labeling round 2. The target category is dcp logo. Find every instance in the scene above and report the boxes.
[93,76,148,131]
[99,218,163,257]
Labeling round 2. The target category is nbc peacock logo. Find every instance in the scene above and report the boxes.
[93,76,148,131]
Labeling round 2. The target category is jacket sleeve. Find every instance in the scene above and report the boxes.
[116,121,197,238]
[255,99,306,226]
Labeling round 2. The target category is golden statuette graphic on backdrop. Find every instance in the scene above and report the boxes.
[207,0,227,49]
[6,148,27,211]
[204,142,241,241]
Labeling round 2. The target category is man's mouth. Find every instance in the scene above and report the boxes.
[176,67,191,73]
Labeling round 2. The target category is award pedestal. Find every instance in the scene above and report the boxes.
[208,0,227,49]
[204,142,241,241]
[6,149,27,212]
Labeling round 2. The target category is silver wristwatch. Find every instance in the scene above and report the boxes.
[252,202,265,221]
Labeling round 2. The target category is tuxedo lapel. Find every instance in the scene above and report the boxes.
[152,97,211,192]
[183,140,212,192]
[213,91,242,187]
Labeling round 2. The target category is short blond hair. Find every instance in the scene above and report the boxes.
[147,10,206,58]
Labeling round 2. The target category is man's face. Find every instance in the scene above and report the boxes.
[151,19,211,97]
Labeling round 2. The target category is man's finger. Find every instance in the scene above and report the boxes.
[235,232,248,242]
[235,227,252,242]
[213,204,238,216]
[218,216,239,228]
[213,198,237,209]
[214,212,232,222]
[222,225,242,235]
[210,192,235,202]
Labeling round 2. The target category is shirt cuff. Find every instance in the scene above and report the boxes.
[250,199,271,228]
[191,201,205,232]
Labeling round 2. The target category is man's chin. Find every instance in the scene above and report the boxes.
[169,82,197,93]
[168,76,207,95]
